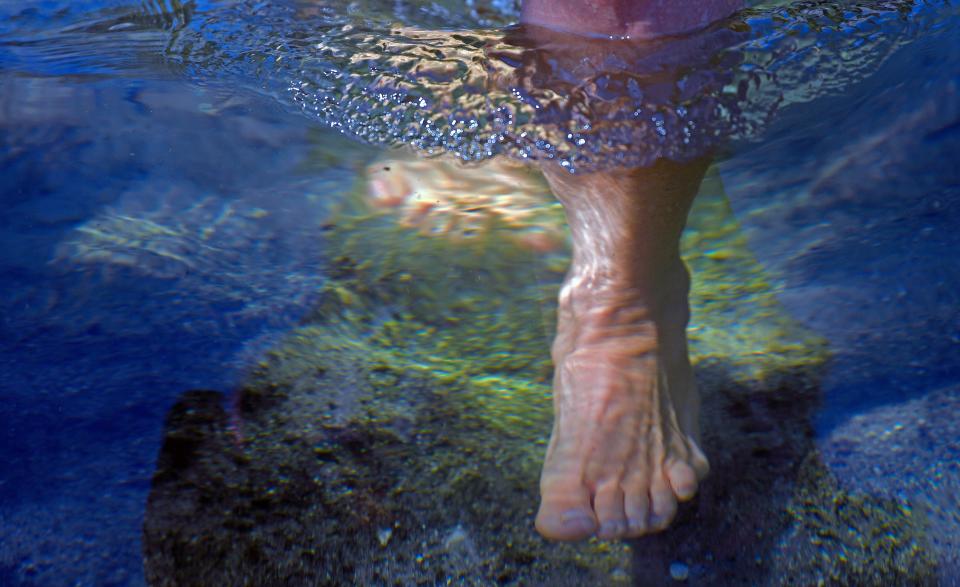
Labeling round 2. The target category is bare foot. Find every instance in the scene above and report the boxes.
[534,160,711,541]
[537,273,709,540]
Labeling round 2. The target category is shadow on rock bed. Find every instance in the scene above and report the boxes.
[142,168,935,586]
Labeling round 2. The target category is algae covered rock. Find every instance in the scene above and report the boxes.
[143,163,935,585]
[775,455,936,586]
[144,308,631,585]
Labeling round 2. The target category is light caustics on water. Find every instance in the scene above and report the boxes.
[5,0,957,171]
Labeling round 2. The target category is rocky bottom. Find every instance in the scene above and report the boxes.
[143,170,938,586]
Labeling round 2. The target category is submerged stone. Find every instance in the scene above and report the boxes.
[669,561,690,581]
[143,164,935,584]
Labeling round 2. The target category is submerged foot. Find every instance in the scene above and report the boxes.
[529,154,711,542]
[536,281,709,541]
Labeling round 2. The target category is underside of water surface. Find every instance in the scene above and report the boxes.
[4,0,957,171]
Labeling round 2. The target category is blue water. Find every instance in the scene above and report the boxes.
[0,81,358,583]
[1,0,959,585]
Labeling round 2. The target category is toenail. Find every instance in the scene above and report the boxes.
[560,510,596,531]
[627,518,647,533]
[648,514,668,529]
[598,520,626,538]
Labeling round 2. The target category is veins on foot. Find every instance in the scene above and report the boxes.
[535,288,708,541]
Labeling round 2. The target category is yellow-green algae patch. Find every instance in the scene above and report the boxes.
[776,455,936,585]
[683,167,828,381]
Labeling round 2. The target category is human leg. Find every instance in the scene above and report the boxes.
[521,0,743,38]
[535,158,710,541]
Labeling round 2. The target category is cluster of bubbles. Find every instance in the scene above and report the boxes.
[143,0,953,171]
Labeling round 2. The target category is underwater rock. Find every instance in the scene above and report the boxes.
[820,384,960,584]
[42,173,342,342]
[143,167,936,585]
[144,333,630,585]
[669,562,690,581]
[776,454,936,586]
[622,365,936,587]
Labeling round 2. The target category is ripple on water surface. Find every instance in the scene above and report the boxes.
[3,0,956,171]
[186,0,959,170]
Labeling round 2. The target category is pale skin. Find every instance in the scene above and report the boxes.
[371,0,743,541]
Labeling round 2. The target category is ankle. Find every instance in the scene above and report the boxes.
[560,257,688,310]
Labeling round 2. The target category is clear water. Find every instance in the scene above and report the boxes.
[1,0,958,585]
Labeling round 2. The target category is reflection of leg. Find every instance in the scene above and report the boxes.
[536,158,711,541]
[365,154,566,252]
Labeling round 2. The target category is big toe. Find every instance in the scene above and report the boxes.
[536,490,598,541]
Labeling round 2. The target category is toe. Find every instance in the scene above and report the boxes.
[536,485,598,541]
[648,477,678,531]
[623,484,650,537]
[593,481,627,540]
[688,440,710,480]
[535,506,598,541]
[666,459,699,501]
[366,167,410,207]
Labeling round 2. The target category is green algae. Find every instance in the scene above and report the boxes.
[777,455,937,586]
[682,167,829,381]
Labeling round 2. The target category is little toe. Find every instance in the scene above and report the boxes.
[593,482,627,540]
[667,460,699,501]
